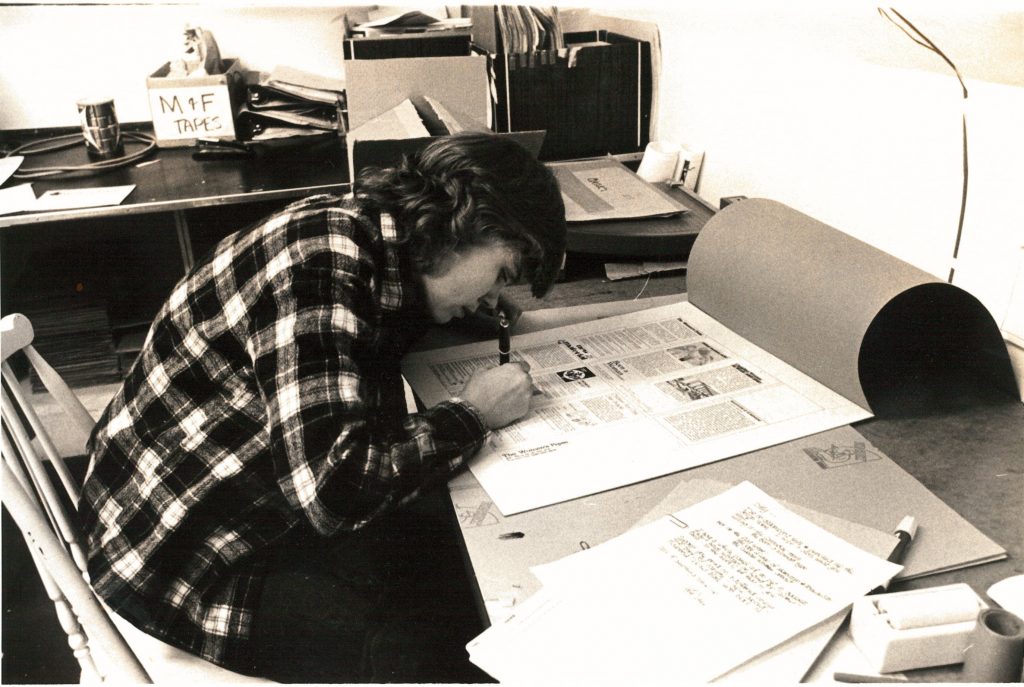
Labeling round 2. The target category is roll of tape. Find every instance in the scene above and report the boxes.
[962,608,1024,682]
[876,586,982,629]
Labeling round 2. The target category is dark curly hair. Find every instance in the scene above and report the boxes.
[354,132,567,298]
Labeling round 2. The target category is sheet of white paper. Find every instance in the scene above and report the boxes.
[403,301,871,515]
[630,477,896,684]
[32,185,135,212]
[604,259,687,281]
[0,183,36,216]
[548,157,689,222]
[468,482,901,684]
[268,65,344,94]
[0,156,24,185]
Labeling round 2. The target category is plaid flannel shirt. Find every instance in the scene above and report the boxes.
[79,194,487,669]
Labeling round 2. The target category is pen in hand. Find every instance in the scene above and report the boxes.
[868,515,918,595]
[498,310,511,365]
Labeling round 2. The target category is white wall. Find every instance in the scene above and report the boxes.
[602,0,1024,343]
[0,4,363,129]
[2,1,1021,342]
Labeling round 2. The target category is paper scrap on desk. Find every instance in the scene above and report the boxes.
[0,183,36,216]
[32,185,135,212]
[0,155,24,185]
[605,260,687,281]
[466,481,901,684]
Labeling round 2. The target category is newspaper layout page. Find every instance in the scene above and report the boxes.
[402,302,872,515]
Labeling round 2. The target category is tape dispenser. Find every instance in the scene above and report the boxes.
[849,583,987,673]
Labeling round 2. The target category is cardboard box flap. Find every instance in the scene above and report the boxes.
[421,96,487,135]
[344,54,488,130]
[348,98,430,141]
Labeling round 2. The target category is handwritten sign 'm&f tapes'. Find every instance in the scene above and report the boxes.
[146,58,244,147]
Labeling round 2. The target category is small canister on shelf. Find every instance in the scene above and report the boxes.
[77,97,125,160]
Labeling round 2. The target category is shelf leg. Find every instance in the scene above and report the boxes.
[172,210,195,274]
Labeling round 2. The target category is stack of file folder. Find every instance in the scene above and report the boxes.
[238,66,345,141]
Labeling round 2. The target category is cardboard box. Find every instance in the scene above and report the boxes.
[146,58,245,147]
[344,54,489,132]
[344,54,544,180]
[346,96,544,182]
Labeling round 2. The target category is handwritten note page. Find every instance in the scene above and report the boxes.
[467,482,900,684]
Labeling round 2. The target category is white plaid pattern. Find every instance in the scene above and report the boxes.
[180,408,208,451]
[223,293,246,327]
[165,577,193,608]
[148,362,171,395]
[160,499,188,530]
[110,550,146,579]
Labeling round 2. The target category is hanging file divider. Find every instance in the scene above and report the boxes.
[484,31,652,161]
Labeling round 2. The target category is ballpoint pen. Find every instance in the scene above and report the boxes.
[498,311,511,365]
[868,515,918,595]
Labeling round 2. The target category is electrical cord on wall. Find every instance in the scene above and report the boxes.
[878,7,969,284]
[5,131,157,179]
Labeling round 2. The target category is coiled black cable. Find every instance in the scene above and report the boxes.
[6,131,157,179]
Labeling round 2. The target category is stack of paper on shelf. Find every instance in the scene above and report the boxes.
[349,10,471,36]
[466,481,901,683]
[19,295,121,391]
[493,5,565,53]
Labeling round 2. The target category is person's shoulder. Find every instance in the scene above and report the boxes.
[277,193,351,225]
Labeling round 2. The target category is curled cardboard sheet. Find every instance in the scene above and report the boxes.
[687,198,1016,413]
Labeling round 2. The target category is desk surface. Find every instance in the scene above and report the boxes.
[448,273,1024,683]
[0,130,349,228]
[2,130,713,260]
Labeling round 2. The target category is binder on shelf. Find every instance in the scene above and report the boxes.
[240,68,346,141]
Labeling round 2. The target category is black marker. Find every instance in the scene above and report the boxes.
[868,515,918,595]
[498,311,510,365]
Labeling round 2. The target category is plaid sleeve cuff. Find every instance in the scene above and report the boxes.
[423,398,488,456]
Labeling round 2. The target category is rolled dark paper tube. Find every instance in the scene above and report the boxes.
[962,608,1024,683]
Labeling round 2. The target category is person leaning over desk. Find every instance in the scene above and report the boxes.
[78,132,567,683]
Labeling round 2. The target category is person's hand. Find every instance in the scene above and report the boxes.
[459,362,533,429]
